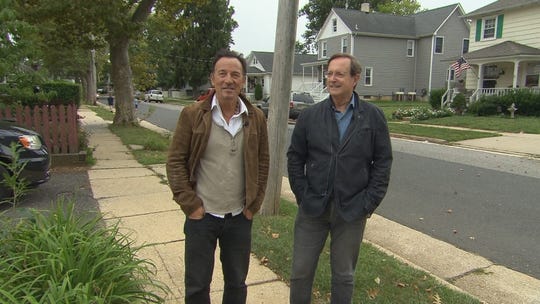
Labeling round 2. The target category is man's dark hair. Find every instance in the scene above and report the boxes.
[328,53,362,76]
[212,49,247,76]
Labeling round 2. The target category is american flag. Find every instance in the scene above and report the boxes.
[451,57,471,78]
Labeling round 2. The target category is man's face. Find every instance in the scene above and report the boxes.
[326,57,360,100]
[211,57,245,103]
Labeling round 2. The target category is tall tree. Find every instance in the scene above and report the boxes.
[299,0,421,53]
[99,0,157,125]
[150,0,237,96]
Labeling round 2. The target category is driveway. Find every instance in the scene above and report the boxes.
[0,166,100,218]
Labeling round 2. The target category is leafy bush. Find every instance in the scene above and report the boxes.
[392,107,454,121]
[468,90,540,116]
[468,100,499,116]
[42,82,82,106]
[254,83,263,101]
[429,88,446,110]
[0,85,57,107]
[451,93,467,114]
[0,81,80,107]
[0,202,168,302]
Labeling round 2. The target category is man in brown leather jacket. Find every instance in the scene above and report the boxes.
[166,49,269,304]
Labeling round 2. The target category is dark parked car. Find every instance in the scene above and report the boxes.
[255,92,315,120]
[0,119,50,199]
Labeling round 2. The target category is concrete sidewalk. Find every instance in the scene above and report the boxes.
[80,106,540,304]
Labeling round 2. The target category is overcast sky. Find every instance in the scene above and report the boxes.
[229,0,495,56]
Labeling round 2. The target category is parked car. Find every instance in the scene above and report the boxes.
[255,92,315,120]
[145,90,164,103]
[196,88,214,102]
[0,119,50,199]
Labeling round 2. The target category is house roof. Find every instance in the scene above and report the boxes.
[464,41,540,60]
[332,4,462,39]
[464,0,540,18]
[246,51,318,75]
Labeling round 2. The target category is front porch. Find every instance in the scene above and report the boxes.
[465,41,540,102]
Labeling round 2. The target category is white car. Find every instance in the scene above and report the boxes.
[145,90,164,103]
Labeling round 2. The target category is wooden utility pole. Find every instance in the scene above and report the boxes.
[260,0,299,215]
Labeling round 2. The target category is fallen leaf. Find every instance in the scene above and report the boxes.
[260,256,269,265]
[271,233,279,239]
[367,288,379,299]
[374,277,381,285]
[396,282,407,288]
[431,292,442,304]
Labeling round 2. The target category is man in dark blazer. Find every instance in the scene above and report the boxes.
[287,53,393,304]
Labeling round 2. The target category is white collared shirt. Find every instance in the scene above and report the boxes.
[211,95,248,136]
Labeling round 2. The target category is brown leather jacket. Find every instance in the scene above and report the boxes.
[166,93,269,216]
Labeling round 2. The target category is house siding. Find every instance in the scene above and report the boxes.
[318,11,351,40]
[469,6,540,51]
[353,35,415,97]
[431,9,470,90]
[416,37,434,93]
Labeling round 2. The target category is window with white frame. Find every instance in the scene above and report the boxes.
[448,69,455,81]
[332,18,337,32]
[341,37,348,53]
[462,39,469,54]
[482,17,496,40]
[407,40,415,57]
[364,67,373,86]
[321,41,327,58]
[252,57,258,65]
[435,36,444,54]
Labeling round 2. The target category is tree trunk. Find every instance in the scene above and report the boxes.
[85,51,97,105]
[110,37,136,125]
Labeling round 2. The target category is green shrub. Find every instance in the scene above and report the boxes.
[468,90,540,116]
[254,83,263,101]
[429,88,446,110]
[451,93,467,114]
[0,81,80,107]
[42,82,82,106]
[0,202,168,302]
[468,100,499,116]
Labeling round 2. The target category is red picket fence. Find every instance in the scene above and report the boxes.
[0,104,79,154]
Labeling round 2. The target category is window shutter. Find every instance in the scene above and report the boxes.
[475,19,482,41]
[496,15,504,38]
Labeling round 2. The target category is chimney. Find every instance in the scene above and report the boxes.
[361,3,370,13]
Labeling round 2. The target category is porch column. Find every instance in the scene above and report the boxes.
[512,60,520,88]
[477,63,484,90]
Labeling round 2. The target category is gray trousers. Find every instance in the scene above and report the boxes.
[290,203,367,304]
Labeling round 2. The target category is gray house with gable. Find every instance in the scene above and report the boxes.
[307,3,470,101]
[244,51,318,100]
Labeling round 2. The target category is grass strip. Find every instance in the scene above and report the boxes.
[252,199,481,303]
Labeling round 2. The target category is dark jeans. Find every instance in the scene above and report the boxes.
[184,213,252,304]
[290,203,367,304]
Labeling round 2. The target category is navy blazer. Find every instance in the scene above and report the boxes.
[287,92,393,221]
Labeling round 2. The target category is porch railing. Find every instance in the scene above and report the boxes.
[295,81,328,102]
